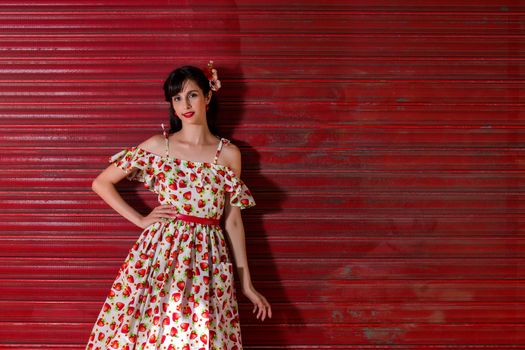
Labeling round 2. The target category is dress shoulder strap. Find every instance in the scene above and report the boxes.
[212,137,230,165]
[161,123,169,157]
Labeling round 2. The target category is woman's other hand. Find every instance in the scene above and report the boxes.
[242,284,272,322]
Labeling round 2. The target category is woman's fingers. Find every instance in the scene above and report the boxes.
[160,210,178,217]
[259,305,266,321]
[261,296,271,319]
[253,303,261,319]
[153,206,178,219]
[251,292,271,321]
[156,206,175,213]
[253,300,268,321]
[263,297,272,318]
[261,300,272,321]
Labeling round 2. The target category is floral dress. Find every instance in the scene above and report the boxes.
[85,126,256,350]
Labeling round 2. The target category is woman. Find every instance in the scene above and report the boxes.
[86,62,271,349]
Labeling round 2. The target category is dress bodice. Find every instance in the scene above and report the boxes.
[108,125,256,220]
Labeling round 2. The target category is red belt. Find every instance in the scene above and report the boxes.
[172,213,221,226]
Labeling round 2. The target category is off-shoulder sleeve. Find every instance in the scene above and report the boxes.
[108,147,156,192]
[223,168,256,210]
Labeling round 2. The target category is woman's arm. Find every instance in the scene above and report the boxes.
[92,163,147,228]
[222,143,272,321]
[222,144,254,291]
[91,135,174,229]
[224,203,253,292]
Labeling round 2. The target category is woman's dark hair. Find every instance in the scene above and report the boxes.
[162,65,219,135]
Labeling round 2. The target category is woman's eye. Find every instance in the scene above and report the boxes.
[173,96,181,102]
[190,93,198,98]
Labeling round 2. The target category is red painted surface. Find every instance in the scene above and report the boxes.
[0,0,524,348]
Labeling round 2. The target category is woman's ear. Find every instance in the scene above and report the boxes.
[206,90,212,103]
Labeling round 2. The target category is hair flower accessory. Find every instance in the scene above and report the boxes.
[206,60,221,92]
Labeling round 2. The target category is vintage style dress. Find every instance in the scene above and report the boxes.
[86,127,256,350]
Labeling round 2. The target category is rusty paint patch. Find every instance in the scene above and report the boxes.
[363,326,408,345]
[341,264,354,279]
[428,310,446,323]
[348,309,362,319]
[332,310,344,322]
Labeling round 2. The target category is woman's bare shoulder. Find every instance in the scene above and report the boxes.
[221,140,243,175]
[222,139,240,154]
[136,134,165,155]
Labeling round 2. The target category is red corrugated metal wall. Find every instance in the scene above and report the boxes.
[0,0,524,348]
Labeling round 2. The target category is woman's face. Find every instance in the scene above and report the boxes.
[171,79,211,124]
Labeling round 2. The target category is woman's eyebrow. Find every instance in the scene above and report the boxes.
[174,90,199,96]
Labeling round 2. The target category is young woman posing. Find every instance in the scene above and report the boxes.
[86,62,271,350]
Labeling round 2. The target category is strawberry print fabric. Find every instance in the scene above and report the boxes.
[86,138,256,350]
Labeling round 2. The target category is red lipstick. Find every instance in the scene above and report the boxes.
[182,112,194,118]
